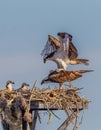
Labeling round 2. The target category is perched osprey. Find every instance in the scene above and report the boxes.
[41,69,93,87]
[41,33,89,70]
[3,80,15,92]
[18,82,29,92]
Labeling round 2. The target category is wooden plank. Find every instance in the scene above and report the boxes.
[30,102,84,111]
[30,101,61,110]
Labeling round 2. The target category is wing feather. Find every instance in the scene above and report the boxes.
[68,41,78,59]
[41,35,78,60]
[48,35,60,48]
[41,40,55,57]
[41,35,60,58]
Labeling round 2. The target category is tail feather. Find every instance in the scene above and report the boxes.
[70,59,89,65]
[76,59,89,65]
[78,70,94,73]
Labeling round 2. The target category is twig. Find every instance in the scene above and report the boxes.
[37,112,41,124]
[31,80,38,92]
[51,110,61,120]
[57,112,76,130]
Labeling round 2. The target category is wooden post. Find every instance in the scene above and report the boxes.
[29,110,38,130]
[32,110,38,130]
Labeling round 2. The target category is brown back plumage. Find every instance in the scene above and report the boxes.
[48,70,93,83]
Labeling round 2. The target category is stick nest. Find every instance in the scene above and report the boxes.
[0,86,89,130]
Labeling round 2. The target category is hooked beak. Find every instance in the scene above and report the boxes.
[12,81,15,84]
[41,80,44,85]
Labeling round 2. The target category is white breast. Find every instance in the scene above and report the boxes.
[7,83,13,91]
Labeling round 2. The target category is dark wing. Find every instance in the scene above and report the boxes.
[41,35,60,58]
[66,70,93,81]
[68,41,78,59]
[48,35,60,49]
[48,70,68,83]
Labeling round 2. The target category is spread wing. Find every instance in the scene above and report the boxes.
[41,34,78,61]
[68,41,78,59]
[48,35,78,59]
[41,35,60,58]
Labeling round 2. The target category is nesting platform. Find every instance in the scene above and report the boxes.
[0,86,89,130]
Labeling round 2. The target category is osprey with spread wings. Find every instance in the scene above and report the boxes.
[41,32,89,70]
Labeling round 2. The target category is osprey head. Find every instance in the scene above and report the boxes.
[57,32,72,42]
[21,82,29,88]
[41,75,51,85]
[6,80,15,85]
[6,80,15,90]
[41,79,48,85]
[20,82,29,91]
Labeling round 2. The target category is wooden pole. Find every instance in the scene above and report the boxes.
[29,110,38,130]
[32,110,38,130]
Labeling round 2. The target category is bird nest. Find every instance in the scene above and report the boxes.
[0,84,89,130]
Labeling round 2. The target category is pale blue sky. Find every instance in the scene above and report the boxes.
[0,0,100,130]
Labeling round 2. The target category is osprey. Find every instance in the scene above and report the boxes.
[41,33,89,70]
[3,80,15,92]
[18,82,29,92]
[41,69,93,87]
